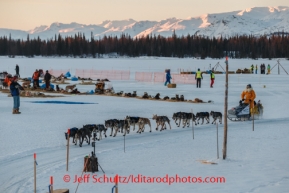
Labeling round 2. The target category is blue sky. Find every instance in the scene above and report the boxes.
[0,0,288,30]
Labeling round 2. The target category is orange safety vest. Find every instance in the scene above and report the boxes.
[33,72,39,79]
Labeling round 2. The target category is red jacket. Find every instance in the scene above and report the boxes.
[33,71,40,80]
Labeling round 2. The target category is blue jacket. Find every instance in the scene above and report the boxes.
[10,82,21,96]
[166,72,171,81]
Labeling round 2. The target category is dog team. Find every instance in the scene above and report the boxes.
[65,111,222,147]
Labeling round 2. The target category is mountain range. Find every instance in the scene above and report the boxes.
[1,6,289,40]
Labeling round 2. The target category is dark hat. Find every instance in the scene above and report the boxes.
[247,84,251,88]
[198,68,200,71]
[7,74,12,78]
[46,70,48,72]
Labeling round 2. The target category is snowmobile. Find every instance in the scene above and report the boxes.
[227,100,264,121]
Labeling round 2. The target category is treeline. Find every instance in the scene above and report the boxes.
[0,32,289,59]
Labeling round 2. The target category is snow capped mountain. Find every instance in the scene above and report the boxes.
[1,6,289,40]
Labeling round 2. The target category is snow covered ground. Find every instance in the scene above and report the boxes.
[0,57,289,193]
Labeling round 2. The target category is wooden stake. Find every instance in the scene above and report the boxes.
[75,156,90,193]
[66,129,70,171]
[278,64,280,75]
[223,56,229,160]
[124,135,126,153]
[191,109,194,139]
[34,153,36,193]
[115,174,119,193]
[216,123,219,159]
[50,176,53,193]
[252,105,255,131]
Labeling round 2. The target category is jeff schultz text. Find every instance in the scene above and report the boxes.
[68,174,226,185]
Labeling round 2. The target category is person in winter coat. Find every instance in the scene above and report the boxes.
[195,68,203,88]
[15,64,20,77]
[3,74,13,87]
[255,65,258,74]
[250,65,254,74]
[210,68,215,88]
[241,84,256,109]
[10,75,24,114]
[164,69,172,86]
[44,70,52,90]
[32,69,40,88]
[267,64,271,74]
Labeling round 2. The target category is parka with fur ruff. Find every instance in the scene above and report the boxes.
[241,88,256,108]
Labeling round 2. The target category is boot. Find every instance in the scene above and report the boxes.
[12,109,17,114]
[15,108,21,114]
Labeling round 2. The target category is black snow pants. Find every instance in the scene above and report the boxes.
[196,78,201,88]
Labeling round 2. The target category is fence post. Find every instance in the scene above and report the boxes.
[252,104,255,131]
[217,123,219,159]
[34,153,37,193]
[66,129,70,171]
[115,174,119,193]
[50,176,53,193]
[191,109,194,139]
[223,56,229,160]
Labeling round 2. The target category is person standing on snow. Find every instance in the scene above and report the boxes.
[10,75,24,114]
[241,84,256,109]
[255,65,258,74]
[32,69,40,88]
[15,64,20,77]
[210,68,215,88]
[195,68,203,88]
[251,64,254,74]
[267,64,271,74]
[44,70,52,90]
[164,69,172,86]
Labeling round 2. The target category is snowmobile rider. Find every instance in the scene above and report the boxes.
[241,84,256,109]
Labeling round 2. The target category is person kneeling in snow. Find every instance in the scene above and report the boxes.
[241,84,256,109]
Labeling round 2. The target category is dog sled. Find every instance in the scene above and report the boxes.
[227,101,264,121]
[95,81,105,94]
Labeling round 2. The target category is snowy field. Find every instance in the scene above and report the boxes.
[0,57,289,193]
